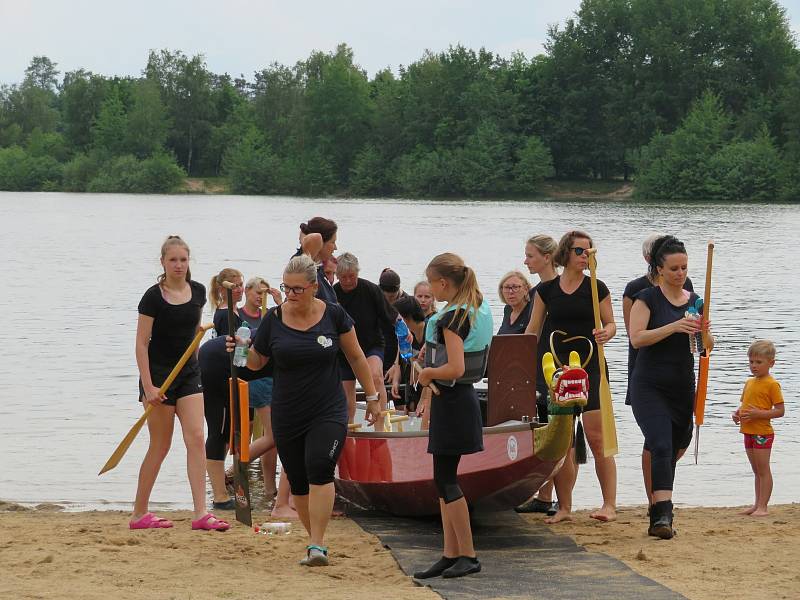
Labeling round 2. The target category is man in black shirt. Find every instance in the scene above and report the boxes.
[334,253,396,423]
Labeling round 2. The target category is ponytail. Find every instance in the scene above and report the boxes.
[426,253,483,331]
[209,267,243,310]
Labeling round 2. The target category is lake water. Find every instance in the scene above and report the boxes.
[0,192,797,511]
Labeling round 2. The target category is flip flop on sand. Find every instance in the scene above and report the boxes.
[129,513,173,529]
[191,513,230,531]
[300,545,329,567]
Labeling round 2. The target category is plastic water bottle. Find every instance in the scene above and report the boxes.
[395,319,413,360]
[254,522,292,535]
[685,307,700,354]
[233,325,251,367]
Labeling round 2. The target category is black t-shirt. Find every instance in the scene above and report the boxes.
[252,302,354,439]
[138,280,206,369]
[199,334,273,391]
[213,307,242,338]
[623,275,694,399]
[292,248,337,304]
[334,278,395,352]
[535,275,609,371]
[634,286,700,369]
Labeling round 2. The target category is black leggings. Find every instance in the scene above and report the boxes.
[433,454,463,504]
[277,421,347,496]
[203,380,229,461]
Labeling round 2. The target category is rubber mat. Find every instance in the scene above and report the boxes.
[352,510,687,600]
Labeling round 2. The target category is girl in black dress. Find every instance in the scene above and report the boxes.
[525,230,617,524]
[416,253,492,579]
[629,236,710,539]
[132,236,228,531]
[235,254,381,566]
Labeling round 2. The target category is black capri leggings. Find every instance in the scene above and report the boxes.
[631,375,693,493]
[433,454,463,504]
[202,378,229,461]
[277,421,347,496]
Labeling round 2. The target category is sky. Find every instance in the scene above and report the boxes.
[1,0,799,85]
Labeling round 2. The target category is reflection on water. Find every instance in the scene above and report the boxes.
[0,192,797,510]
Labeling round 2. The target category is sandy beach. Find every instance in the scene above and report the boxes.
[2,502,798,600]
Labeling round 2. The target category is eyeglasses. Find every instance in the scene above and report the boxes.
[502,284,523,292]
[570,247,588,256]
[280,283,312,295]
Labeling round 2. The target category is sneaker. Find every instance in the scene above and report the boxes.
[212,499,236,510]
[442,556,481,578]
[413,556,458,579]
[515,498,553,514]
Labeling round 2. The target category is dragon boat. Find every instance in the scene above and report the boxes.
[334,334,588,517]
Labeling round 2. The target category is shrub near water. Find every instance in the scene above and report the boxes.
[0,146,62,191]
[86,153,185,193]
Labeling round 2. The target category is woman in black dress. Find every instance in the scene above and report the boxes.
[416,253,493,579]
[132,236,228,531]
[525,230,617,524]
[236,254,381,566]
[629,235,710,539]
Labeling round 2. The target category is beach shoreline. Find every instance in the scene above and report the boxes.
[2,502,797,600]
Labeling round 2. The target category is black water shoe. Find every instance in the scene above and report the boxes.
[514,498,554,514]
[649,500,674,540]
[212,499,236,510]
[442,556,481,578]
[414,556,457,579]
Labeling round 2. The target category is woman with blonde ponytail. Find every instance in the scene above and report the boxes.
[415,253,493,580]
[209,268,244,336]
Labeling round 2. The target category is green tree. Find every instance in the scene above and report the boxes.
[92,86,129,155]
[60,70,108,150]
[222,128,280,194]
[125,79,170,158]
[513,135,554,193]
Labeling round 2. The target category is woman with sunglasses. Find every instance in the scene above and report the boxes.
[525,230,617,524]
[232,254,381,566]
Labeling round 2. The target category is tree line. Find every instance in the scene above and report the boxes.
[1,0,799,200]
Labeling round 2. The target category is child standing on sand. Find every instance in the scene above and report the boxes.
[732,340,785,517]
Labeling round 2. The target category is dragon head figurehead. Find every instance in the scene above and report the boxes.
[542,349,589,409]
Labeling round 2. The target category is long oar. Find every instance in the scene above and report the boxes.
[224,281,252,526]
[586,248,619,457]
[694,241,714,463]
[99,323,213,475]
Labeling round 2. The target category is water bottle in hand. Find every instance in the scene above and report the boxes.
[395,319,413,361]
[234,325,251,367]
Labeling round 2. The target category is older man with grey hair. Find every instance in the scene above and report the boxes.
[333,252,397,426]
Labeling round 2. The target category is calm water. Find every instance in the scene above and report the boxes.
[0,192,797,511]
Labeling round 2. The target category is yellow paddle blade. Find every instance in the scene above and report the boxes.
[568,351,581,368]
[98,405,152,475]
[542,352,556,386]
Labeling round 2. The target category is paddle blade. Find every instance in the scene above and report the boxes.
[599,370,618,457]
[694,425,700,464]
[233,457,252,527]
[695,354,710,426]
[98,405,152,475]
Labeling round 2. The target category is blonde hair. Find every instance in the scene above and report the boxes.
[209,268,243,309]
[526,234,558,258]
[284,254,318,284]
[158,235,191,283]
[497,270,531,304]
[246,276,269,291]
[414,281,431,295]
[426,253,483,331]
[748,340,776,360]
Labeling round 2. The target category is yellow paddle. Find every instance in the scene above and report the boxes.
[98,323,213,475]
[586,248,619,457]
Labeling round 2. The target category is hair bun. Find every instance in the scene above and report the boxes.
[299,222,309,234]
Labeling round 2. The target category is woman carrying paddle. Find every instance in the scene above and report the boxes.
[232,254,381,565]
[416,253,493,579]
[209,268,244,337]
[524,230,617,524]
[131,235,228,531]
[628,235,711,539]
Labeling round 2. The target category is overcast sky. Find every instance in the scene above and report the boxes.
[1,0,799,85]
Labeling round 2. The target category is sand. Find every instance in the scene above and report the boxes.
[520,504,800,600]
[0,504,435,600]
[3,502,798,600]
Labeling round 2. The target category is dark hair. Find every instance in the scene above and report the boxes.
[394,296,425,323]
[648,235,687,280]
[299,217,337,242]
[554,230,593,268]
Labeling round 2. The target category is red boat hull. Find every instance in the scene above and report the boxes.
[335,423,561,516]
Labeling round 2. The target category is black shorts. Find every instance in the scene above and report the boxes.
[139,362,203,407]
[339,347,384,381]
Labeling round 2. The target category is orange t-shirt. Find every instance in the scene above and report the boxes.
[739,375,784,435]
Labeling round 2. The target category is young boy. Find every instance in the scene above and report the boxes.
[732,340,785,516]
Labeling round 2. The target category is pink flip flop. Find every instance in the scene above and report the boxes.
[129,513,174,529]
[191,513,230,531]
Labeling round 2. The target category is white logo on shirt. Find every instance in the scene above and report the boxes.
[317,335,332,348]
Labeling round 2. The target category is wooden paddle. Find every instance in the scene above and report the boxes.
[694,241,714,463]
[223,281,252,526]
[98,323,213,476]
[412,361,440,395]
[586,248,619,457]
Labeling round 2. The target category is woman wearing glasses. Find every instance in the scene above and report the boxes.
[525,230,617,524]
[234,254,381,566]
[496,271,533,335]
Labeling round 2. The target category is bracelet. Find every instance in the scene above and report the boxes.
[365,394,379,402]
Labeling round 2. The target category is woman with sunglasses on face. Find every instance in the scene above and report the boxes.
[232,254,381,566]
[524,230,617,524]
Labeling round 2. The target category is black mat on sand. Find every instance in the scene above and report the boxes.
[352,510,686,600]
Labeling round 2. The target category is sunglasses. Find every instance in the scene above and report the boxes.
[280,283,312,295]
[570,247,589,256]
